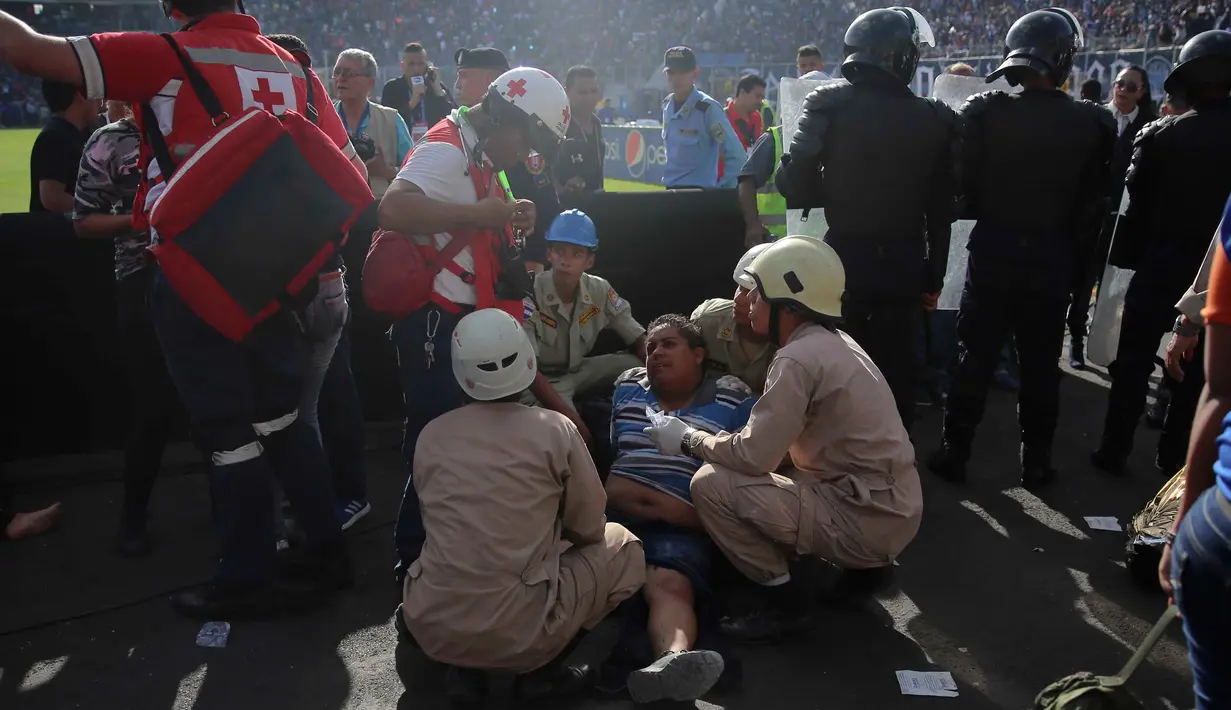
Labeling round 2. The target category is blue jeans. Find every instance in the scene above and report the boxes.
[1171,486,1231,710]
[149,268,340,585]
[320,324,366,503]
[391,305,468,571]
[298,274,349,437]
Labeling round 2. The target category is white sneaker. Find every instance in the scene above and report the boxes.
[626,649,724,703]
[338,500,371,531]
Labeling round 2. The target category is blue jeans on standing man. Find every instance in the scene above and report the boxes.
[149,268,341,585]
[1171,483,1231,710]
[391,304,468,575]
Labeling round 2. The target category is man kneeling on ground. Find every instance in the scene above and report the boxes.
[644,238,923,644]
[399,309,645,701]
[606,314,756,702]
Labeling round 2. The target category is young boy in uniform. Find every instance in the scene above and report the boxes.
[525,210,648,407]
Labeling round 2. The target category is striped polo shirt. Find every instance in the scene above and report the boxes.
[609,367,756,504]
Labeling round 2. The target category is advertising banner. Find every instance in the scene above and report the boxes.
[602,125,668,185]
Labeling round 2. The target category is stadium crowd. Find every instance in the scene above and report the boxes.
[3,0,1231,123]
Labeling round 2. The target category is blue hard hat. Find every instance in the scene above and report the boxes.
[545,209,599,250]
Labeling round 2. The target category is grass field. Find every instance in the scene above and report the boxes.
[0,127,661,214]
[0,128,37,213]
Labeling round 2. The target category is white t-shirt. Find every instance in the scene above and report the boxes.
[392,111,499,306]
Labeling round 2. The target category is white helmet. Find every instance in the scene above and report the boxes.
[734,243,773,290]
[451,309,538,401]
[486,67,570,154]
[745,236,846,319]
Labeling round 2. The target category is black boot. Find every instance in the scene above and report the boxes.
[927,444,968,484]
[116,511,152,559]
[1090,445,1128,477]
[278,538,354,591]
[514,662,596,701]
[171,578,327,621]
[444,666,488,706]
[1069,339,1085,370]
[1021,447,1057,489]
[718,577,810,645]
[820,566,894,607]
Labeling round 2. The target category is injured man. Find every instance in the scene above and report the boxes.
[605,314,756,703]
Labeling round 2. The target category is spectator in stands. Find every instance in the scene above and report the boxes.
[796,44,826,77]
[1082,78,1103,102]
[597,98,616,125]
[380,42,453,143]
[29,79,98,212]
[333,48,413,198]
[724,74,766,151]
[560,65,604,194]
[945,62,975,76]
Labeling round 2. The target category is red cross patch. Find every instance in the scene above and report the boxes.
[563,106,571,126]
[506,78,528,98]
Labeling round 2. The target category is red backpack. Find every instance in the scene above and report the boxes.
[142,33,373,342]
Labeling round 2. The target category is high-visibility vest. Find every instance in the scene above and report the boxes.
[760,100,776,131]
[756,126,786,238]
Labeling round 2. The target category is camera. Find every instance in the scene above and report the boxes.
[425,66,437,84]
[351,132,377,162]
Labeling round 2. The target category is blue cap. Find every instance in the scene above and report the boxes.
[545,209,599,250]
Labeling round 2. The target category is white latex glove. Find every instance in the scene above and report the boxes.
[643,415,695,456]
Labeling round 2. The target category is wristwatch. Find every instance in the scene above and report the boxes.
[681,429,705,458]
[1174,315,1200,337]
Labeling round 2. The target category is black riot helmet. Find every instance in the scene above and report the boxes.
[841,7,936,85]
[1163,30,1231,95]
[987,8,1084,87]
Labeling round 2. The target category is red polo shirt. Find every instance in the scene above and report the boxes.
[720,99,761,182]
[67,13,355,230]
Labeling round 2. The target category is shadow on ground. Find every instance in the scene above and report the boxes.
[0,363,1196,710]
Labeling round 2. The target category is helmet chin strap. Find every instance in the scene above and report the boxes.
[769,303,785,347]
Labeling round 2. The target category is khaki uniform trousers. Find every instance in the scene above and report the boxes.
[690,463,920,584]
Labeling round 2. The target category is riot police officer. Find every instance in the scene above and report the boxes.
[1092,29,1231,476]
[774,6,961,431]
[929,8,1117,488]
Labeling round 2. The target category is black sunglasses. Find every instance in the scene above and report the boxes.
[1115,79,1140,92]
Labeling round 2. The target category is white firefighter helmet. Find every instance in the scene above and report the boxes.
[745,236,846,319]
[451,308,538,401]
[486,67,570,154]
[733,243,774,290]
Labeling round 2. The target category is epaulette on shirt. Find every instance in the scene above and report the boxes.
[714,373,754,400]
[695,99,711,112]
[616,366,648,387]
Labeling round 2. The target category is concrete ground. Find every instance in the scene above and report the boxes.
[0,362,1198,710]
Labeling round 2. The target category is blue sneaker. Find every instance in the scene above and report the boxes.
[338,500,371,531]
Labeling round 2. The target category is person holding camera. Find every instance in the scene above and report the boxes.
[381,42,454,143]
[333,48,413,199]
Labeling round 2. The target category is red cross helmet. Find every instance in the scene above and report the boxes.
[485,67,570,155]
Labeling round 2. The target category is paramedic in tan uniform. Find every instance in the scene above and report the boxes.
[690,243,777,392]
[644,237,922,644]
[402,309,645,699]
[526,210,647,406]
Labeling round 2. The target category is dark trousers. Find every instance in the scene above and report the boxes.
[842,292,921,430]
[1158,332,1206,474]
[149,268,340,585]
[319,323,367,503]
[942,254,1069,459]
[0,464,12,534]
[391,304,468,571]
[1099,294,1175,457]
[1068,212,1116,344]
[116,268,182,523]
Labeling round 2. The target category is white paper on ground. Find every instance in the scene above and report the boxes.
[1084,516,1122,532]
[896,670,960,697]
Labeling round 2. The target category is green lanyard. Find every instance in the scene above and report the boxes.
[457,106,515,201]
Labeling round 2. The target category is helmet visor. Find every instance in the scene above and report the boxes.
[1046,7,1085,50]
[894,7,936,47]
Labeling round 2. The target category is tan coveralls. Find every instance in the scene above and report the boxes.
[402,403,646,672]
[689,323,922,583]
[524,271,645,404]
[690,297,777,392]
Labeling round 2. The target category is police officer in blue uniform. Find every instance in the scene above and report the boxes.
[661,46,746,189]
